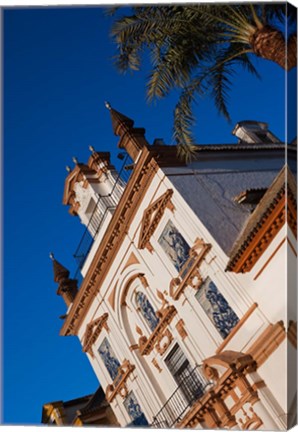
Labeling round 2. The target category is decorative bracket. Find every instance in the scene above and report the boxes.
[169,238,211,300]
[138,189,174,252]
[136,304,177,356]
[105,359,135,402]
[82,313,109,357]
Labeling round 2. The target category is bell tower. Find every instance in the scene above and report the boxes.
[63,149,125,238]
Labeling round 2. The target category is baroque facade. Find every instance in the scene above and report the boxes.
[51,106,297,429]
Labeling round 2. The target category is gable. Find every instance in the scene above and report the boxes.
[138,189,174,252]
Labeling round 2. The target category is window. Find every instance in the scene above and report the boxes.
[158,220,190,272]
[165,344,205,403]
[124,391,148,426]
[195,277,239,339]
[136,292,159,331]
[98,338,121,381]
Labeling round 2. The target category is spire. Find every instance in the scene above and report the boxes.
[51,255,70,283]
[105,102,134,137]
[105,102,148,161]
[50,253,78,308]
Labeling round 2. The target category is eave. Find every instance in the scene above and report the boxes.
[226,165,297,273]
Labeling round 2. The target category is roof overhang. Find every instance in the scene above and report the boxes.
[226,165,297,273]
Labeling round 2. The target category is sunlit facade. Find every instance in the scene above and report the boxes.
[52,106,297,430]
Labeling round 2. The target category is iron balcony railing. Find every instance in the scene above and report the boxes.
[73,154,133,279]
[151,365,212,429]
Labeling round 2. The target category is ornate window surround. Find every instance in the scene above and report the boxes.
[169,238,211,300]
[132,292,177,356]
[105,359,136,402]
[82,312,109,357]
[122,273,162,339]
[138,189,175,252]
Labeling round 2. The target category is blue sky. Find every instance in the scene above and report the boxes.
[2,5,296,425]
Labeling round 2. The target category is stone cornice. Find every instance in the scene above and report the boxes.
[60,148,158,336]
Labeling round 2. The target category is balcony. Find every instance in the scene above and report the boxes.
[151,365,212,428]
[73,154,133,278]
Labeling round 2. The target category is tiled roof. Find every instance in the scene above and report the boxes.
[226,165,296,272]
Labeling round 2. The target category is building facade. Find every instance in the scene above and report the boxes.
[52,106,297,429]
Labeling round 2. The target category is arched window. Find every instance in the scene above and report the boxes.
[136,292,159,331]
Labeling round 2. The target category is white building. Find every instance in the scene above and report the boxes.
[52,106,297,430]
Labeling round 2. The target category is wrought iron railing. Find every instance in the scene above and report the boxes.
[151,365,212,428]
[73,154,133,278]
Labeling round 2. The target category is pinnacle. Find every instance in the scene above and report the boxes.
[108,106,134,137]
[52,258,70,283]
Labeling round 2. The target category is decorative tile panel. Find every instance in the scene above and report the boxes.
[98,337,120,381]
[124,391,148,426]
[158,220,190,272]
[136,292,159,331]
[195,278,239,339]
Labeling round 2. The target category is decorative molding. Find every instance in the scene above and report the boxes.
[107,284,117,311]
[82,313,109,357]
[120,252,140,274]
[176,319,188,340]
[239,406,263,430]
[253,238,286,280]
[246,321,286,366]
[136,305,177,356]
[152,358,162,373]
[216,303,258,354]
[60,149,159,336]
[120,273,150,307]
[177,351,258,429]
[154,323,287,429]
[227,171,297,273]
[169,238,211,300]
[105,359,135,403]
[139,274,149,289]
[228,198,286,273]
[138,189,174,251]
[155,329,173,355]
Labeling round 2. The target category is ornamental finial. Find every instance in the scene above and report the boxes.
[49,252,55,261]
[104,101,111,110]
[66,165,71,173]
[89,145,95,153]
[72,156,78,164]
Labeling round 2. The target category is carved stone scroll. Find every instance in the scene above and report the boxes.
[169,238,211,300]
[137,305,177,356]
[105,359,135,403]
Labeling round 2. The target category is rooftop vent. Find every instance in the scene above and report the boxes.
[232,121,279,144]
